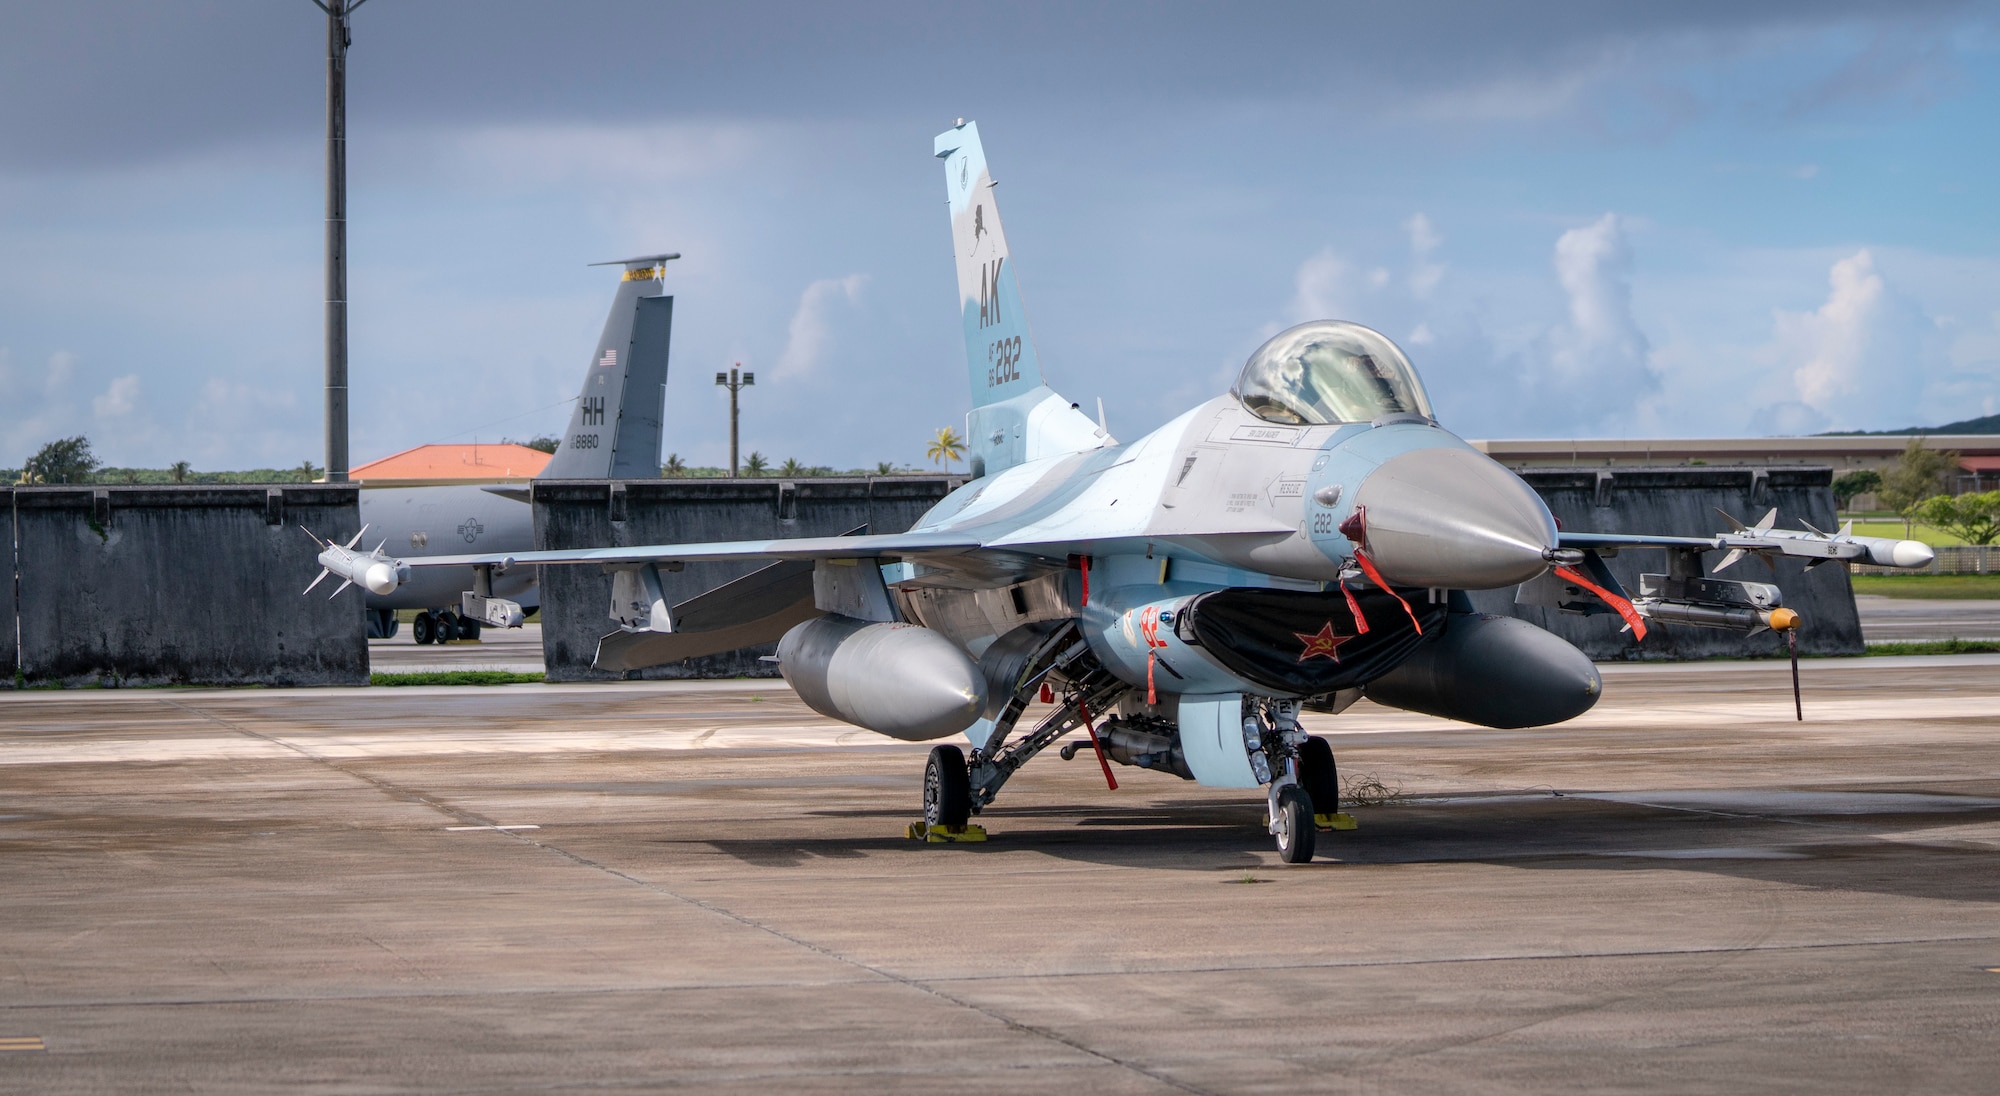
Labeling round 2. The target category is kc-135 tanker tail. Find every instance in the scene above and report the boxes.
[540,252,679,479]
[357,251,679,642]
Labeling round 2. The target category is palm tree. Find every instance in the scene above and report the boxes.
[170,460,191,484]
[662,453,687,477]
[297,459,323,482]
[874,461,897,476]
[744,451,769,477]
[778,457,807,478]
[926,427,965,473]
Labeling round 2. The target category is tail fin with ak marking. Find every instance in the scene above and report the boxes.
[934,121,1103,478]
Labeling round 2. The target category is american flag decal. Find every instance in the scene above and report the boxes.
[597,349,618,369]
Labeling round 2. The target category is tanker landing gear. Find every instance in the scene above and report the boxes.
[411,610,480,645]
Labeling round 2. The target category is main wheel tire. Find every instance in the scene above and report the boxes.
[1299,736,1339,816]
[412,613,434,645]
[461,619,482,641]
[1273,785,1316,864]
[924,745,972,829]
[435,613,458,642]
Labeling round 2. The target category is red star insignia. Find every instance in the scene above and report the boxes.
[1294,620,1351,663]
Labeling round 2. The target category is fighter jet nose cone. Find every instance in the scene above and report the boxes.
[1351,447,1558,590]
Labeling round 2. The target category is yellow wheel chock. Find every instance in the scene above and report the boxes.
[906,822,989,843]
[1315,812,1358,832]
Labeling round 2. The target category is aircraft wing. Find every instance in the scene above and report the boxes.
[1559,532,1733,551]
[384,529,987,570]
[1560,525,1933,569]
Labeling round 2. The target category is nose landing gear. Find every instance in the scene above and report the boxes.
[1254,700,1352,863]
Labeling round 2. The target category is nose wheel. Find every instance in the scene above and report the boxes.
[1272,785,1315,863]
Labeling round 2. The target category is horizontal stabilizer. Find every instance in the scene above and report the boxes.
[594,562,820,672]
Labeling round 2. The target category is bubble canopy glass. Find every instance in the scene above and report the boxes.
[1232,321,1433,426]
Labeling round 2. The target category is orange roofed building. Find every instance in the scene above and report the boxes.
[349,444,552,486]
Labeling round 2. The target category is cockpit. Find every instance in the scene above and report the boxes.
[1233,321,1433,426]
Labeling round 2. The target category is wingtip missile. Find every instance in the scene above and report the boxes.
[306,528,409,599]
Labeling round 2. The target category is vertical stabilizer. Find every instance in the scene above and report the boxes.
[934,122,1102,478]
[541,253,678,479]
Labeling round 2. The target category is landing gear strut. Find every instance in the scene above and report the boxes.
[1251,699,1342,864]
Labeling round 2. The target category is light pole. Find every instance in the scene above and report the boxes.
[714,364,755,476]
[310,0,370,483]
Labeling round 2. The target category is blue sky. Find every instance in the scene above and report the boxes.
[2,1,1997,472]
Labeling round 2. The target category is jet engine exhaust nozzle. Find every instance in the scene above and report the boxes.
[1349,448,1558,590]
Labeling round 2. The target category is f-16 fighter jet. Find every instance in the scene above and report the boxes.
[315,121,1933,862]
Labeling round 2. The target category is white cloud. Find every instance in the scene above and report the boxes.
[1287,248,1349,324]
[93,374,140,417]
[1781,249,1884,413]
[1537,213,1656,426]
[774,274,868,379]
[43,350,74,397]
[1405,213,1445,299]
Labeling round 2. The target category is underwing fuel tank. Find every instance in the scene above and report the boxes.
[777,616,988,741]
[1364,612,1600,729]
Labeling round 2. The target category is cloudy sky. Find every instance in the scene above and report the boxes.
[3,1,1997,472]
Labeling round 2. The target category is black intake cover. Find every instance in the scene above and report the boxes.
[1180,587,1446,694]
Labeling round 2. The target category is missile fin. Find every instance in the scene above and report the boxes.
[304,569,330,594]
[1799,518,1830,538]
[344,524,370,550]
[1754,508,1778,534]
[1714,507,1749,533]
[1713,548,1746,572]
[330,578,353,599]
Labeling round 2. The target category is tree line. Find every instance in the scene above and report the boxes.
[1834,438,2000,546]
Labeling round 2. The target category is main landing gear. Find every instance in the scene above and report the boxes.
[411,609,480,645]
[904,621,1353,862]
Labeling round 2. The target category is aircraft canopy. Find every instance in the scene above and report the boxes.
[1234,321,1433,426]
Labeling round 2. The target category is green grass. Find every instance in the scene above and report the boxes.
[369,671,545,687]
[1864,639,2000,656]
[1850,573,2000,599]
[1846,520,1967,546]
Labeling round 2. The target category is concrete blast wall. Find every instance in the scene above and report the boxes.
[5,485,368,687]
[1468,467,1863,659]
[534,477,963,681]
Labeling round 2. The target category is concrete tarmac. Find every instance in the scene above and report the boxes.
[5,659,1999,1093]
[370,623,547,673]
[1852,596,2000,643]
